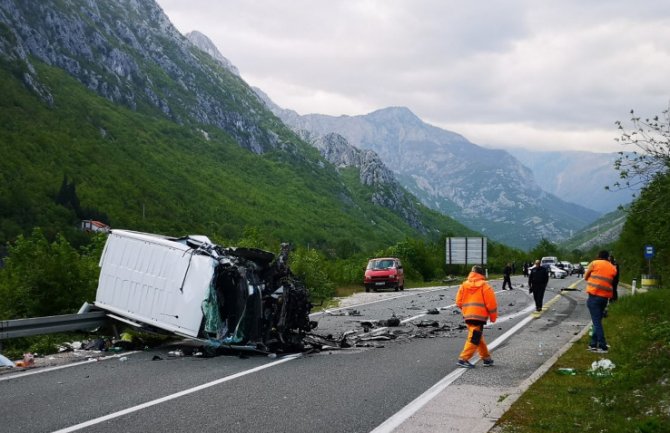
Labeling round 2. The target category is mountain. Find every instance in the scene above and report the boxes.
[185,31,239,77]
[0,0,472,251]
[560,207,627,252]
[507,149,636,213]
[257,101,600,250]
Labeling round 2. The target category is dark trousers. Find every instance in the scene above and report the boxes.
[502,275,512,290]
[587,294,609,349]
[531,284,546,311]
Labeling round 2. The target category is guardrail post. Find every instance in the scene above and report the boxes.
[632,279,637,295]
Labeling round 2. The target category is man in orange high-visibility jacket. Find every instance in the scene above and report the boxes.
[455,265,498,368]
[584,250,618,353]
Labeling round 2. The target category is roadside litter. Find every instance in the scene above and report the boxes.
[589,359,616,377]
[14,353,35,368]
[0,354,15,368]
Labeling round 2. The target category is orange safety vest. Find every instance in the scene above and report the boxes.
[456,272,498,323]
[586,259,618,299]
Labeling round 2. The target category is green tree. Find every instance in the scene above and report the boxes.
[612,108,670,192]
[289,246,335,304]
[612,108,670,284]
[0,229,104,319]
[529,238,560,261]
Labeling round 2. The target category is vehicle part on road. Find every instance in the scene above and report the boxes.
[94,230,315,354]
[415,320,440,327]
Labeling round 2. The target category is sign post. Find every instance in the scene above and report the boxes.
[642,245,657,290]
[644,245,655,275]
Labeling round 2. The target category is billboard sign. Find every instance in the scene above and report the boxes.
[445,237,487,265]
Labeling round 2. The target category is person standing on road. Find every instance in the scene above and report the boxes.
[528,259,549,312]
[502,262,513,290]
[584,250,618,353]
[455,265,498,368]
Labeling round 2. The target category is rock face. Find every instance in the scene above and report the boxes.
[0,0,437,235]
[261,102,601,249]
[253,85,427,232]
[0,0,284,154]
[185,30,239,76]
[310,132,425,231]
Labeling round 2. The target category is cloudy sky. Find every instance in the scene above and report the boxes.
[155,0,670,153]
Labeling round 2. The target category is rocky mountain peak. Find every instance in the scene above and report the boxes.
[185,30,240,76]
[0,0,283,154]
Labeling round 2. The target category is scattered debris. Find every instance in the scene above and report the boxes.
[589,359,616,377]
[381,314,401,327]
[415,320,440,328]
[0,354,15,368]
[426,308,440,315]
[557,368,577,375]
[14,353,34,368]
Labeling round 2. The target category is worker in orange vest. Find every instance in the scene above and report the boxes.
[455,265,498,368]
[584,250,618,353]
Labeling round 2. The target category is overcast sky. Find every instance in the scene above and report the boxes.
[155,0,670,153]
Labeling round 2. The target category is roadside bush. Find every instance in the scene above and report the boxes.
[0,229,104,319]
[289,246,335,305]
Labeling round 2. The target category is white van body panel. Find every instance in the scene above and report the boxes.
[95,230,213,338]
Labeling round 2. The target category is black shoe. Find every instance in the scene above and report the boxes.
[457,359,475,368]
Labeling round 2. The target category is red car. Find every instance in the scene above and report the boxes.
[364,257,405,292]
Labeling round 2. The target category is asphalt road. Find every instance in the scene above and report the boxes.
[0,274,590,433]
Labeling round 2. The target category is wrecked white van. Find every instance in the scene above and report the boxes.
[94,230,314,353]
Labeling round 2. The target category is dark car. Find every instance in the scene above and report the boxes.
[364,257,405,292]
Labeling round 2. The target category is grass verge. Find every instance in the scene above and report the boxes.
[495,289,670,433]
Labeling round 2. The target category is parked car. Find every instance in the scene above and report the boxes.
[559,261,574,274]
[549,265,567,279]
[364,257,405,292]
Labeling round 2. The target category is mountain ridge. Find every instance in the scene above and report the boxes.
[257,99,601,249]
[0,0,472,251]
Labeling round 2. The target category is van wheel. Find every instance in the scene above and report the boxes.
[400,285,404,291]
[365,286,370,293]
[395,286,399,292]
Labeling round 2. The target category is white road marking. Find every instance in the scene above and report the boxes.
[51,354,302,433]
[369,299,550,433]
[0,352,139,382]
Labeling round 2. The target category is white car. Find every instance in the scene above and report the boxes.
[549,265,567,279]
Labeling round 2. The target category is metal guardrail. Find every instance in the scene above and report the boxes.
[0,311,109,340]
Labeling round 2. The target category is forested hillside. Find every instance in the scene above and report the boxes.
[0,0,472,253]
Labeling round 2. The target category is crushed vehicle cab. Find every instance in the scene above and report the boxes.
[94,230,314,353]
[364,257,405,292]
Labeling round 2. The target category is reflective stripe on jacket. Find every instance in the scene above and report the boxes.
[586,259,618,299]
[456,272,498,323]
